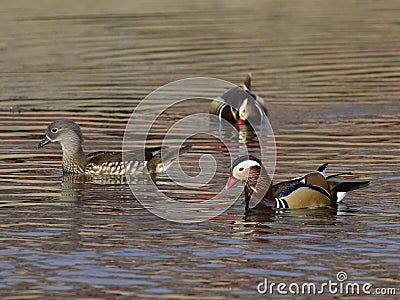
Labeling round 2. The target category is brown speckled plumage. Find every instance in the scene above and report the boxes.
[38,119,190,175]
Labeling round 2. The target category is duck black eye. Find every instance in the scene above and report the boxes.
[51,128,58,133]
[239,167,244,172]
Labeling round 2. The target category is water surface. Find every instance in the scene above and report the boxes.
[0,0,399,298]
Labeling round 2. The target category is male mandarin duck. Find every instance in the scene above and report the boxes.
[38,119,191,175]
[226,156,370,210]
[210,74,268,125]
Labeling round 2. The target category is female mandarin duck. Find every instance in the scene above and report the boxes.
[38,119,191,175]
[210,74,268,125]
[226,156,370,210]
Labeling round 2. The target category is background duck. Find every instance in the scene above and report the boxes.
[38,119,191,175]
[210,74,268,125]
[226,155,370,211]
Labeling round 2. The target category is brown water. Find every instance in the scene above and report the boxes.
[1,0,399,298]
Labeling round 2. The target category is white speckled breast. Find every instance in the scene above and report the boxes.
[63,157,86,174]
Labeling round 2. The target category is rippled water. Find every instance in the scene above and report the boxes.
[1,0,399,298]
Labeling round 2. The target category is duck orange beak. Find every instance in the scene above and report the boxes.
[237,118,246,125]
[226,176,239,189]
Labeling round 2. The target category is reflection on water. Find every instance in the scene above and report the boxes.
[1,0,400,298]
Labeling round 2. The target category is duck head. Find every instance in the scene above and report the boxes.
[226,155,273,209]
[226,155,262,189]
[38,119,84,150]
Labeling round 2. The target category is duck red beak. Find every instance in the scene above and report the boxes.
[237,118,245,125]
[226,176,239,189]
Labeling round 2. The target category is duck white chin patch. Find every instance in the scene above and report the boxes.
[336,192,347,202]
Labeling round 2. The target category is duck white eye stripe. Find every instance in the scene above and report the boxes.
[236,160,260,170]
[247,160,260,168]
